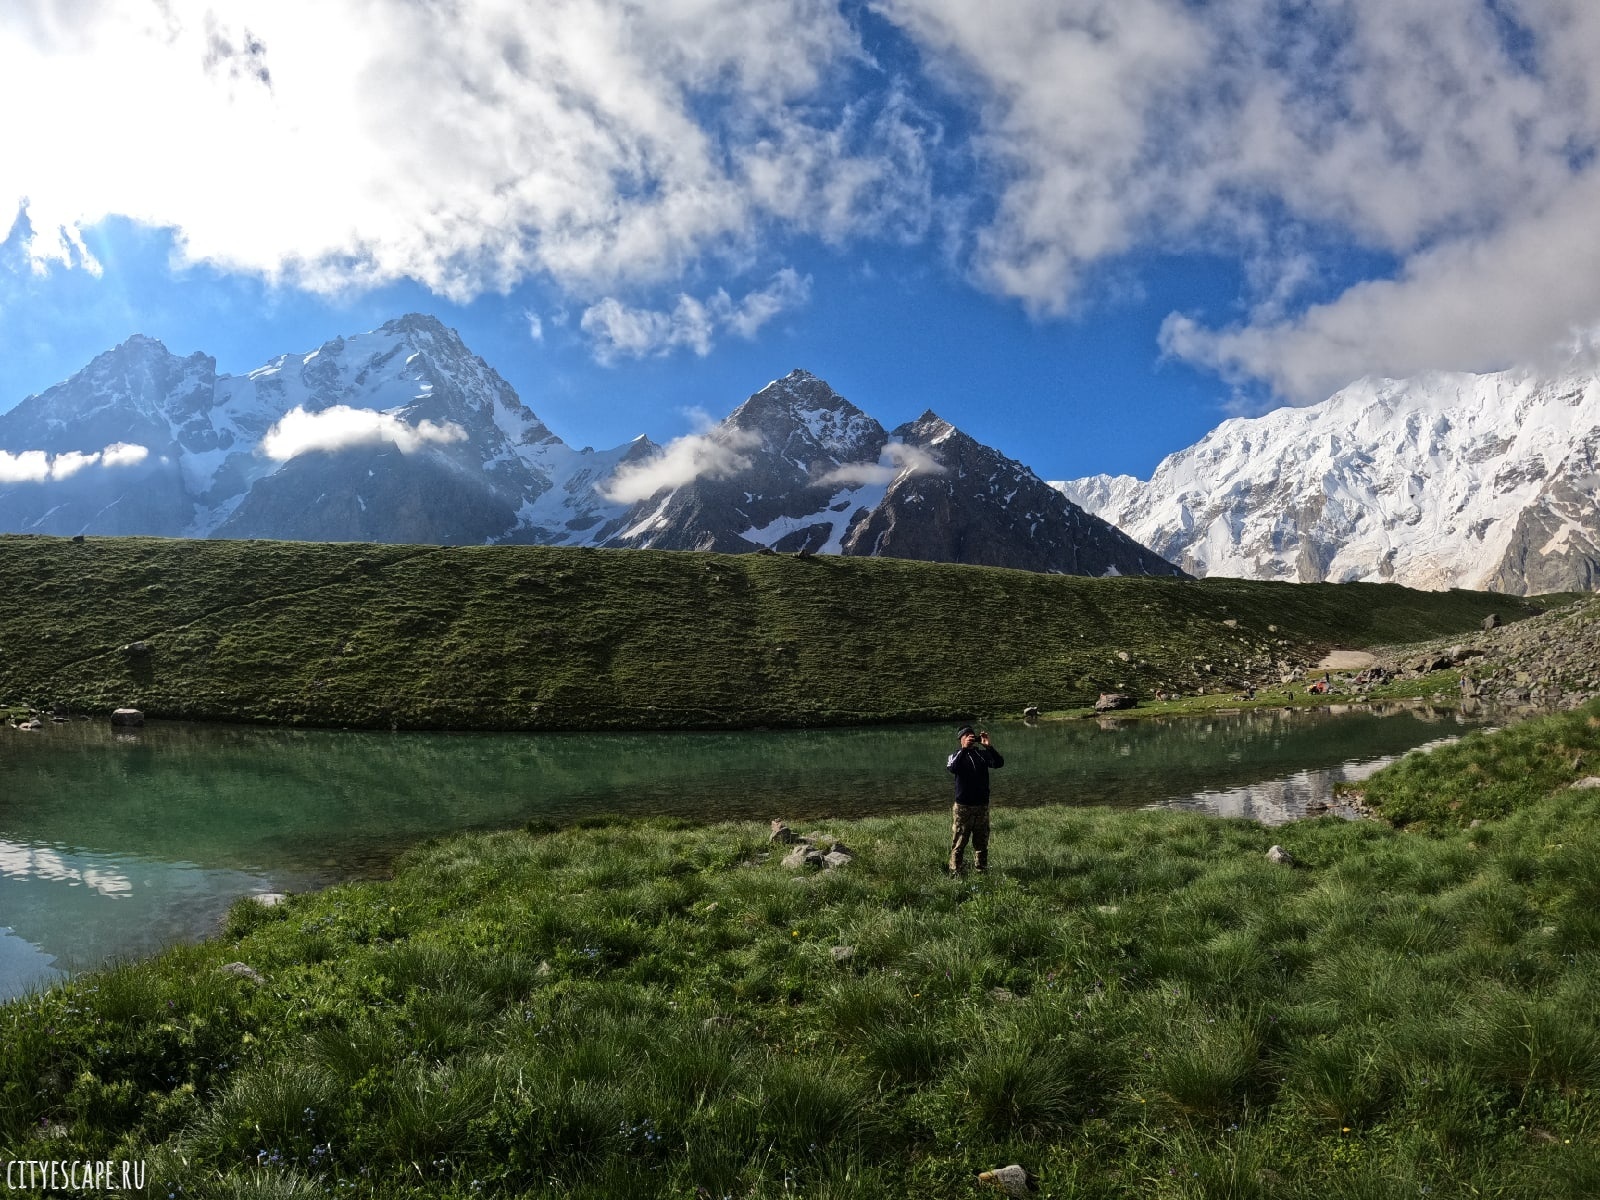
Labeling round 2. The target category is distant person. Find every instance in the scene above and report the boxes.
[947,725,1004,874]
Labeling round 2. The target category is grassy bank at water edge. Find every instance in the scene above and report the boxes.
[5,701,1600,1196]
[0,535,1542,730]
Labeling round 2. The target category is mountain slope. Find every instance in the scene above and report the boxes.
[0,321,1180,576]
[1057,365,1600,594]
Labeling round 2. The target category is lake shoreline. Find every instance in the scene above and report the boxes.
[6,696,1600,1197]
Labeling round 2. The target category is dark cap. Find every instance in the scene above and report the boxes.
[956,724,976,740]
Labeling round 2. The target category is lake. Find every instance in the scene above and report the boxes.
[0,703,1477,1000]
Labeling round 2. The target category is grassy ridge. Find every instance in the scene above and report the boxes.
[8,772,1600,1196]
[1359,698,1600,828]
[0,535,1540,730]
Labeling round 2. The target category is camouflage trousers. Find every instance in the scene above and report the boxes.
[949,803,991,873]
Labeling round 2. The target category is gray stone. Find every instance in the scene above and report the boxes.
[248,891,288,908]
[782,846,823,870]
[1266,845,1295,866]
[1022,705,1040,721]
[1094,692,1135,712]
[977,1165,1038,1197]
[829,945,855,963]
[110,707,145,727]
[768,820,799,844]
[1571,777,1600,790]
[822,850,853,870]
[1482,613,1501,631]
[122,641,150,655]
[219,962,265,986]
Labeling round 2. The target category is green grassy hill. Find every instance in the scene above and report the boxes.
[0,535,1542,730]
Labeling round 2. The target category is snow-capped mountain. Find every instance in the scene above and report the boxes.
[0,319,1183,578]
[1056,365,1600,594]
[612,370,1183,577]
[0,315,649,546]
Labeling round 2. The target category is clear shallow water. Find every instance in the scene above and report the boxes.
[0,704,1477,999]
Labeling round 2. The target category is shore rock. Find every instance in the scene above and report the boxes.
[1094,692,1135,712]
[219,962,265,985]
[110,707,145,727]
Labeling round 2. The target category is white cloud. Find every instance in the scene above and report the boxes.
[820,442,945,486]
[260,406,467,460]
[599,427,761,503]
[0,441,148,482]
[0,450,49,483]
[580,269,811,363]
[524,310,544,342]
[0,1,916,299]
[876,0,1600,394]
[1161,167,1600,402]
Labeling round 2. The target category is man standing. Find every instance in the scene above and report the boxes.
[947,724,1003,874]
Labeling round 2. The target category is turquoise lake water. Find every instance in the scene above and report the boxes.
[0,704,1476,999]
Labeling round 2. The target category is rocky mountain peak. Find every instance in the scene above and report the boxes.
[1057,361,1600,594]
[725,371,884,464]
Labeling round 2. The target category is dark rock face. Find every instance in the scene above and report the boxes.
[603,370,888,554]
[215,445,522,545]
[1483,429,1600,595]
[839,412,1186,578]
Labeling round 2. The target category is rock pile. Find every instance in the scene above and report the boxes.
[769,821,855,871]
[1383,595,1600,711]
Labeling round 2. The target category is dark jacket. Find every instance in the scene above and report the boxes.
[946,744,1004,806]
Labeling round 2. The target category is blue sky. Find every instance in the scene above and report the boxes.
[5,1,1600,483]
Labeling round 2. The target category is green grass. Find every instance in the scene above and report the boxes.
[0,535,1539,730]
[1357,698,1600,828]
[9,768,1600,1197]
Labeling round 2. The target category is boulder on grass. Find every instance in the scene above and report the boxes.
[1094,693,1135,712]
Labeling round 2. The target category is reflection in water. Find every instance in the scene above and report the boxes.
[0,838,134,897]
[0,703,1480,999]
[1151,734,1463,824]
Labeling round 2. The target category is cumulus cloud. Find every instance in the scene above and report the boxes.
[0,441,147,482]
[581,269,811,364]
[877,0,1600,394]
[1161,167,1600,400]
[0,1,919,298]
[599,427,762,503]
[820,442,945,486]
[260,407,467,461]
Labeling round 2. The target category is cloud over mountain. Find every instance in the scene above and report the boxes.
[7,1,1600,404]
[260,407,467,461]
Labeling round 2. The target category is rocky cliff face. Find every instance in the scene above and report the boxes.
[0,322,1182,577]
[1057,365,1600,594]
[840,411,1182,577]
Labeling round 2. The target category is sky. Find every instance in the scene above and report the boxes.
[5,0,1600,483]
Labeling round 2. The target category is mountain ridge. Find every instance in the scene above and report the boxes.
[1056,363,1600,595]
[0,317,1182,578]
